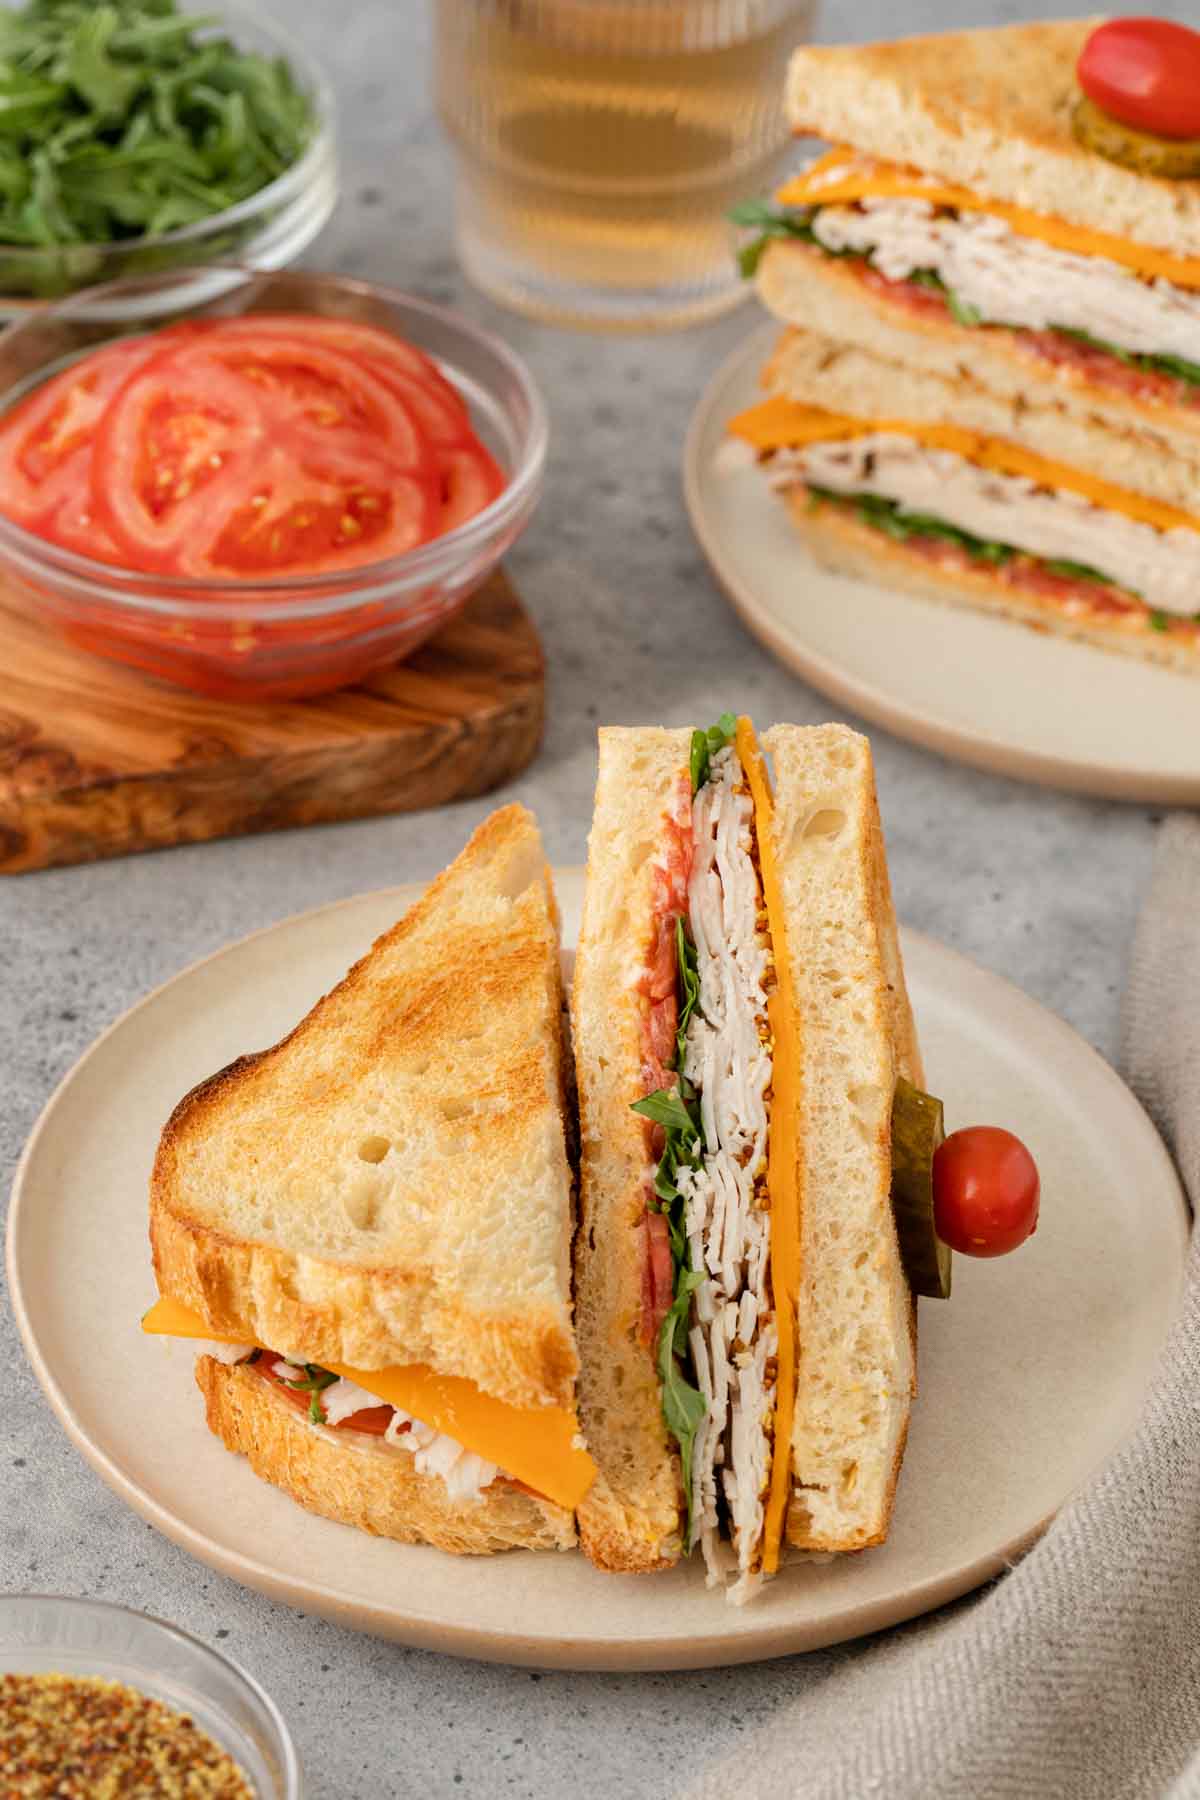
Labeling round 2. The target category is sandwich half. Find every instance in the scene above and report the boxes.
[143,803,596,1555]
[572,719,922,1595]
[735,21,1200,670]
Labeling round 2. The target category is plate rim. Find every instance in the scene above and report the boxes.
[6,879,1190,1670]
[684,322,1200,808]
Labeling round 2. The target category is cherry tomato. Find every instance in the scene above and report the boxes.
[91,331,440,576]
[932,1126,1040,1258]
[1078,19,1200,140]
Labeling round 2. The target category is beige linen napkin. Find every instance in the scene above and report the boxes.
[685,815,1200,1800]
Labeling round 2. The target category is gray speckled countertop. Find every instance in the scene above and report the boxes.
[0,3,1181,1796]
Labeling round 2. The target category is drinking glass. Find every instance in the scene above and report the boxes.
[434,0,817,331]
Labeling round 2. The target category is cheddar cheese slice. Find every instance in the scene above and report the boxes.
[142,1295,597,1512]
[737,718,802,1578]
[776,148,1200,293]
[727,394,1200,538]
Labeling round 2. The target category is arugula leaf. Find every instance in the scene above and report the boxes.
[902,266,986,328]
[675,917,700,1070]
[688,729,708,793]
[1149,610,1171,632]
[631,1084,700,1137]
[657,1268,706,1548]
[1053,326,1136,367]
[838,490,1014,564]
[727,198,792,230]
[729,198,822,279]
[1146,352,1200,388]
[943,286,984,328]
[689,710,737,793]
[1052,327,1200,390]
[66,7,145,120]
[811,489,1145,598]
[1041,557,1113,585]
[280,1362,337,1425]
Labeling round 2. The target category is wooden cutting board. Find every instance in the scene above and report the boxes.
[0,568,544,874]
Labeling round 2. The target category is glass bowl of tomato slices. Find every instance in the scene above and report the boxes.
[0,267,547,700]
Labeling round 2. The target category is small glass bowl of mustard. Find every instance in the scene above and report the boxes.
[0,1594,302,1798]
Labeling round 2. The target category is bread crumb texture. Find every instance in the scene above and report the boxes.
[0,1672,253,1798]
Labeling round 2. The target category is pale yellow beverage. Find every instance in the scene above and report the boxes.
[435,0,815,331]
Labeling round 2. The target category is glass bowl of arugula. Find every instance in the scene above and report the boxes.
[0,0,336,311]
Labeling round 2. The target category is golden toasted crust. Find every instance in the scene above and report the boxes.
[781,487,1200,675]
[197,1357,575,1555]
[152,804,578,1410]
[758,242,1200,468]
[785,20,1200,255]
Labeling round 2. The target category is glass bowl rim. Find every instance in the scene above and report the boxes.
[0,270,550,617]
[0,0,337,270]
[0,1590,303,1796]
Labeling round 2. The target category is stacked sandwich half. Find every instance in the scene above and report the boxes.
[731,21,1200,673]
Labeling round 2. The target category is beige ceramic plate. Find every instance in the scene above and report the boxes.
[7,875,1188,1670]
[686,324,1200,804]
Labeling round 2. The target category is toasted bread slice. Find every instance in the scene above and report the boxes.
[572,728,694,1572]
[761,323,1199,515]
[776,488,1200,676]
[761,726,920,1551]
[784,21,1200,257]
[758,244,1200,481]
[151,804,577,1412]
[197,1357,575,1554]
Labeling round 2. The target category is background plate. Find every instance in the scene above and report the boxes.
[7,874,1188,1670]
[686,324,1200,804]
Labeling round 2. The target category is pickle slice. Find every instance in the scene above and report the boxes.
[1071,97,1200,179]
[890,1077,952,1300]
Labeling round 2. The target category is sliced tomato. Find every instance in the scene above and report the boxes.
[0,335,161,540]
[164,333,431,465]
[192,447,437,580]
[197,316,504,534]
[640,1207,676,1347]
[333,1404,397,1436]
[92,333,440,575]
[439,442,506,533]
[205,313,469,418]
